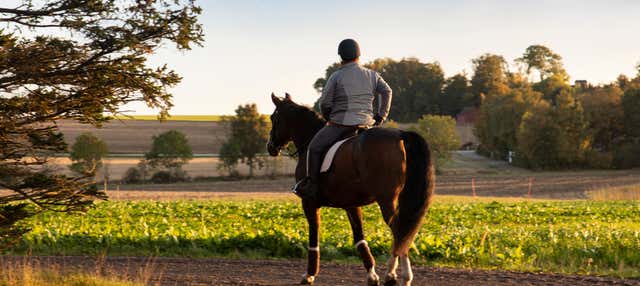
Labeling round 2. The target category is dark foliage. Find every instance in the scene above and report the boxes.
[0,0,203,248]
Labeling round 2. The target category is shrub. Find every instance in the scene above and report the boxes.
[410,115,460,167]
[121,167,142,184]
[150,170,188,184]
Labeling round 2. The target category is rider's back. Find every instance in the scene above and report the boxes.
[320,62,391,126]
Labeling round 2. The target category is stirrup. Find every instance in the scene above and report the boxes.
[291,177,310,194]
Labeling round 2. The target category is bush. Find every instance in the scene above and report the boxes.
[410,115,460,167]
[150,169,188,184]
[121,167,142,184]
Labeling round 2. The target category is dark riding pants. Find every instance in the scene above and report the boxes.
[306,124,357,180]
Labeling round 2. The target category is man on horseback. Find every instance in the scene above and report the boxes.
[293,38,393,200]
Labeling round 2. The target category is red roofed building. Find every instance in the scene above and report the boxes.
[455,107,480,149]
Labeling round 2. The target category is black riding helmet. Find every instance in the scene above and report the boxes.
[338,39,360,61]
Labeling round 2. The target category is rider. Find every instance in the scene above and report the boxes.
[294,38,393,200]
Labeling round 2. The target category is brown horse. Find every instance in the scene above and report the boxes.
[267,93,435,286]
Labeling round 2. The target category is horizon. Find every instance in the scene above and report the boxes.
[113,1,640,115]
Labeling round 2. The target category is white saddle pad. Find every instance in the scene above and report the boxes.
[320,136,355,173]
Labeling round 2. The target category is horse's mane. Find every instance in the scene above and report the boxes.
[280,100,326,127]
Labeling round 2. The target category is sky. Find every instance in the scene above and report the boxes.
[18,0,640,115]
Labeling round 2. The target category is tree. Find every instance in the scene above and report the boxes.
[470,53,509,104]
[515,101,558,169]
[516,45,564,81]
[474,86,543,159]
[0,1,202,247]
[218,139,242,177]
[517,91,588,169]
[578,85,625,151]
[515,45,570,103]
[440,73,472,116]
[377,59,445,121]
[622,87,640,139]
[145,130,193,170]
[69,132,108,176]
[219,104,269,177]
[410,115,460,167]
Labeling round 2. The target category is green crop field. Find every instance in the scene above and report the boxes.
[13,199,640,278]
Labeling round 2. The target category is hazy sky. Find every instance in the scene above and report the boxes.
[40,1,640,114]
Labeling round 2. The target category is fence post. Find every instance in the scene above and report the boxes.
[527,177,534,198]
[472,177,476,197]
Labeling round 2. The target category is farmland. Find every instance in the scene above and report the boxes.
[56,119,230,154]
[12,198,640,278]
[11,119,640,285]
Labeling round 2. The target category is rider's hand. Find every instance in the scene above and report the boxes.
[373,115,384,126]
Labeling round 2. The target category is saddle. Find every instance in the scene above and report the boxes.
[319,126,367,173]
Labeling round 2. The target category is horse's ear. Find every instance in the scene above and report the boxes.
[284,93,292,101]
[271,92,281,106]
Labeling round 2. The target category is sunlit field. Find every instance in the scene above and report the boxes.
[13,197,640,278]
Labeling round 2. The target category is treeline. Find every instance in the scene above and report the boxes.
[473,46,640,169]
[314,59,477,121]
[314,45,640,169]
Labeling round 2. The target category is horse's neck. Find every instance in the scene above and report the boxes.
[292,120,324,155]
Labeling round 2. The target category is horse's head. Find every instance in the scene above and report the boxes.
[267,92,294,156]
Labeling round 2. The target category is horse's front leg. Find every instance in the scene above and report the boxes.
[346,207,379,286]
[301,200,320,285]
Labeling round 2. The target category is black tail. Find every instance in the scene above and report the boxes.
[392,131,435,255]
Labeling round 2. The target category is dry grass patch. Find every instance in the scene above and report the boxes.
[0,257,151,286]
[586,184,640,201]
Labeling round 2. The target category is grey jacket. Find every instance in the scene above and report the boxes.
[320,62,392,126]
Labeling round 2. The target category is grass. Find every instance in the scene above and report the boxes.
[0,258,143,286]
[10,198,640,278]
[586,184,640,201]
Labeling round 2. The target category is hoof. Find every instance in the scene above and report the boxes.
[383,274,397,286]
[300,274,315,285]
[367,272,380,286]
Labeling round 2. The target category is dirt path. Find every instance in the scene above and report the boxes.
[9,256,639,286]
[99,168,640,201]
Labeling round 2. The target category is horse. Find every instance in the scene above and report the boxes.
[266,93,435,286]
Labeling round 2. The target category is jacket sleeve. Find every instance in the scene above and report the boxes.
[375,72,392,120]
[320,73,338,115]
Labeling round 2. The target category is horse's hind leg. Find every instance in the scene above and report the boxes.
[301,201,320,285]
[398,256,413,286]
[378,200,400,285]
[383,256,399,286]
[346,207,379,286]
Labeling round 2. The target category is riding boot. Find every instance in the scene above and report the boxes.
[293,145,323,201]
[292,177,318,201]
